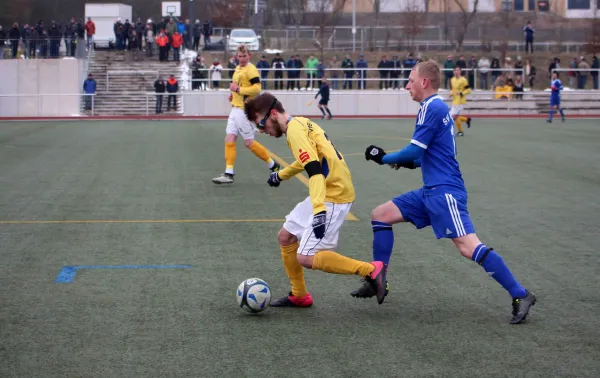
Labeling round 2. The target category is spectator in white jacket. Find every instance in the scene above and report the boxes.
[210,58,224,89]
[478,56,491,90]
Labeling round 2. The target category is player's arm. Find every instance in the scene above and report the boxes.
[238,66,261,97]
[315,87,322,99]
[288,126,326,215]
[278,160,304,180]
[461,81,472,97]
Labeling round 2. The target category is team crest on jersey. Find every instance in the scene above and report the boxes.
[299,149,310,163]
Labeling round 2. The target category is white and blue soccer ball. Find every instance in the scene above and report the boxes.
[236,278,271,313]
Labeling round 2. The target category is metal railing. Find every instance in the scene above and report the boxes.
[106,70,159,91]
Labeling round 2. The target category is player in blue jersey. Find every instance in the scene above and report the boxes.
[352,60,536,324]
[548,72,565,123]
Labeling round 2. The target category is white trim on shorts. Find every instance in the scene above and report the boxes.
[449,105,463,117]
[283,196,352,256]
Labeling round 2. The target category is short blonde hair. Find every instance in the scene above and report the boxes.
[236,44,250,55]
[414,60,441,90]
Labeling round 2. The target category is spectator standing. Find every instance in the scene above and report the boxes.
[166,75,179,111]
[82,74,97,111]
[145,24,154,57]
[523,21,535,54]
[443,56,454,89]
[478,56,490,90]
[513,75,524,100]
[490,56,501,86]
[294,55,304,89]
[154,77,166,114]
[202,20,212,46]
[134,18,144,51]
[286,56,297,90]
[85,17,95,49]
[0,26,6,60]
[568,57,578,88]
[591,55,599,90]
[227,56,237,79]
[355,53,368,90]
[578,57,590,89]
[210,58,223,89]
[256,55,270,89]
[455,55,467,75]
[468,56,477,89]
[272,53,286,90]
[171,31,183,62]
[156,31,169,61]
[390,55,401,90]
[377,55,390,90]
[305,54,319,89]
[316,59,326,80]
[514,56,524,82]
[329,56,339,90]
[525,60,536,88]
[193,20,201,50]
[341,55,355,89]
[403,53,417,87]
[9,23,20,58]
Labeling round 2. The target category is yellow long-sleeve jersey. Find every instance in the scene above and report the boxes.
[278,117,355,214]
[231,63,261,108]
[451,76,471,106]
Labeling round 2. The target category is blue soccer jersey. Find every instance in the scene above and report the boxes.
[411,94,466,193]
[550,79,563,105]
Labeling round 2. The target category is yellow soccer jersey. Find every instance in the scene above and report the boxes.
[231,63,261,109]
[278,117,355,214]
[451,76,471,106]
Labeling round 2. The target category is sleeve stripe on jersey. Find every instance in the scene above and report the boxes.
[417,101,430,125]
[250,77,260,85]
[411,139,427,149]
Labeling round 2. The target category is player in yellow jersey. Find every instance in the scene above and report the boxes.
[243,92,388,306]
[450,67,473,137]
[212,44,280,184]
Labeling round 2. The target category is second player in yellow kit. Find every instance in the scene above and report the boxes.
[212,44,280,185]
[450,67,473,137]
[243,92,388,307]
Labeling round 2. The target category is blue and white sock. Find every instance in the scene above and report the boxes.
[372,221,394,265]
[472,244,527,298]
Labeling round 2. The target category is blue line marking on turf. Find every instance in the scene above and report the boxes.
[55,265,192,283]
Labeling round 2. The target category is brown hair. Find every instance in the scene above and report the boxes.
[236,44,250,55]
[414,59,441,90]
[244,92,285,123]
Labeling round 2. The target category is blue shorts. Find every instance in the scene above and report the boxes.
[392,188,475,239]
[550,96,560,107]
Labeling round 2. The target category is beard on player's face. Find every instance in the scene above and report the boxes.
[263,117,283,138]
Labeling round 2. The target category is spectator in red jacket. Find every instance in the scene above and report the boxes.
[85,17,95,49]
[171,31,183,62]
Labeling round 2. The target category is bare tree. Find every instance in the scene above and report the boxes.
[586,8,600,55]
[453,0,479,52]
[309,0,348,60]
[398,0,426,52]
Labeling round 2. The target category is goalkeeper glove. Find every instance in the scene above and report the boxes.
[312,211,327,239]
[365,145,387,165]
[267,172,281,187]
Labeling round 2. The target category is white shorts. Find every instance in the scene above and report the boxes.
[226,107,257,140]
[283,197,352,256]
[449,105,464,117]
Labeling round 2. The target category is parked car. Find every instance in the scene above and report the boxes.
[227,29,260,51]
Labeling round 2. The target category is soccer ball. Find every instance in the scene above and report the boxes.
[236,278,271,313]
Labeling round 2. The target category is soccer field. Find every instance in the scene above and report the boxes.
[1,118,599,377]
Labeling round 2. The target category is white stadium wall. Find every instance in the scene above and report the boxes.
[0,59,86,117]
[183,91,422,117]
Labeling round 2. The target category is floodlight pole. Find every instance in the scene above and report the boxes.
[189,0,195,46]
[352,0,356,52]
[254,0,259,34]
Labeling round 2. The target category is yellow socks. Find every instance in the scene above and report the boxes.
[247,140,274,167]
[455,118,463,133]
[225,141,236,174]
[280,242,307,297]
[312,251,374,277]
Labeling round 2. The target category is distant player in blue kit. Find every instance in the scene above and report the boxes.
[315,77,332,120]
[352,60,536,324]
[548,72,565,123]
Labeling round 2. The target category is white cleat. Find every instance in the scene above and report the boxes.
[212,173,234,184]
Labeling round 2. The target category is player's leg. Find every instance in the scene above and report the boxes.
[234,107,279,172]
[297,201,388,304]
[324,104,332,119]
[212,110,238,184]
[558,102,565,121]
[548,103,555,122]
[427,191,535,324]
[451,106,464,136]
[270,198,312,307]
[352,189,431,299]
[318,103,326,118]
[458,115,471,129]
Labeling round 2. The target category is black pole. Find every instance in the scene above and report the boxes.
[189,0,195,47]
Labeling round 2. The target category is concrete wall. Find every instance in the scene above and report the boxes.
[0,59,87,117]
[183,90,422,117]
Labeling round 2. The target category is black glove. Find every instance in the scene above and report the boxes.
[312,211,327,239]
[267,172,281,187]
[365,145,386,165]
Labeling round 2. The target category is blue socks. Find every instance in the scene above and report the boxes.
[372,221,394,265]
[472,244,527,298]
